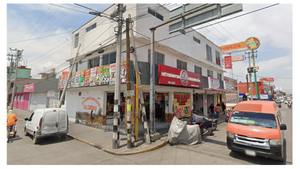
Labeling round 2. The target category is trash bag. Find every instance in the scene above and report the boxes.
[168,116,201,145]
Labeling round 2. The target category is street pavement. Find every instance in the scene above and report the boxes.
[11,108,226,155]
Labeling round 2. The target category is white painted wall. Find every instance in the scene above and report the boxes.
[28,92,47,111]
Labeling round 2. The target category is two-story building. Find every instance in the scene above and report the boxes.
[62,4,226,124]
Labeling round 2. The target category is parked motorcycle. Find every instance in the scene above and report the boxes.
[182,113,217,137]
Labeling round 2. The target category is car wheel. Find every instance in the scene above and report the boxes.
[24,127,28,136]
[33,133,39,144]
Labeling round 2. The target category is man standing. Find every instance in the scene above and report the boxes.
[221,101,226,114]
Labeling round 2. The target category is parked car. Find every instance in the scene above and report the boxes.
[226,101,286,161]
[24,108,69,144]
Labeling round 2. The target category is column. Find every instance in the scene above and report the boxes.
[203,90,208,116]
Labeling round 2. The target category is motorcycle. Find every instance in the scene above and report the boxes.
[287,101,292,109]
[182,113,217,137]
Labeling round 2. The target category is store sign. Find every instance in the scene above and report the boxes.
[82,97,101,112]
[260,78,274,82]
[24,83,35,92]
[209,77,221,89]
[158,64,201,88]
[58,71,69,89]
[260,94,268,100]
[224,77,237,90]
[220,41,248,53]
[224,56,232,69]
[232,55,245,62]
[246,37,260,50]
[173,93,191,118]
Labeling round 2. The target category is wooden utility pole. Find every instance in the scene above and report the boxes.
[7,54,14,107]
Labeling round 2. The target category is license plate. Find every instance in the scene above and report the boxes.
[245,149,256,156]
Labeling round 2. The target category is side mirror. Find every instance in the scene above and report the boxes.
[280,124,287,130]
[25,118,29,121]
[225,118,228,123]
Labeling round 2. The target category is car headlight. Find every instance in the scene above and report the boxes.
[269,139,282,145]
[227,131,235,139]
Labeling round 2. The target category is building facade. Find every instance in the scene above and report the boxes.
[63,4,226,125]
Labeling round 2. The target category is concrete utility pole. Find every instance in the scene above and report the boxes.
[125,16,132,149]
[58,44,81,108]
[9,48,23,110]
[246,52,253,100]
[112,3,123,149]
[150,28,156,134]
[7,54,14,106]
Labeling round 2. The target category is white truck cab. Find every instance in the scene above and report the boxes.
[24,108,68,144]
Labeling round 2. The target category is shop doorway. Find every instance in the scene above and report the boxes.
[143,93,167,122]
[106,92,125,117]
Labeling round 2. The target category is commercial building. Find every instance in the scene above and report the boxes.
[62,4,228,125]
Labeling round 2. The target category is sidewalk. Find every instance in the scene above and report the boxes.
[12,108,226,155]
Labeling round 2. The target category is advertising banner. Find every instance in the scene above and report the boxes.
[174,93,191,118]
[59,71,69,89]
[95,66,103,86]
[24,83,35,92]
[102,65,110,85]
[109,63,116,85]
[74,71,80,87]
[224,56,232,69]
[89,67,97,86]
[79,70,85,87]
[232,55,244,62]
[209,77,221,89]
[84,69,90,87]
[158,64,201,88]
[220,41,247,53]
[70,72,76,88]
[246,37,260,50]
[121,61,127,84]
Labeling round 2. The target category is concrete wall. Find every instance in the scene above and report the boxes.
[28,92,47,111]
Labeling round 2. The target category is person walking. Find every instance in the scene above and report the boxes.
[215,103,222,119]
[221,101,226,114]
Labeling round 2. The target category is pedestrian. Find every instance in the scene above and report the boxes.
[120,99,125,122]
[7,110,18,133]
[209,103,214,115]
[215,103,222,119]
[221,101,226,114]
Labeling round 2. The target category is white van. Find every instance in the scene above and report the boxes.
[24,108,68,144]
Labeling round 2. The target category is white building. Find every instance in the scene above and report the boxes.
[64,4,226,124]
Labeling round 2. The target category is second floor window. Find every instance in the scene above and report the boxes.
[206,44,212,62]
[148,50,164,65]
[193,36,201,44]
[74,33,79,48]
[217,73,222,80]
[88,56,100,68]
[177,59,187,70]
[148,7,164,21]
[207,70,213,77]
[102,51,116,65]
[195,65,202,76]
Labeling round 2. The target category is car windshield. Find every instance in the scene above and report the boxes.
[229,111,277,129]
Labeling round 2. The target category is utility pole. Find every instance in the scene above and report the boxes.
[246,51,253,100]
[125,16,132,149]
[112,3,123,149]
[150,28,156,134]
[58,44,81,108]
[252,50,259,98]
[7,54,14,106]
[9,48,23,110]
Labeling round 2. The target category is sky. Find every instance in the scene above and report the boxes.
[5,1,295,94]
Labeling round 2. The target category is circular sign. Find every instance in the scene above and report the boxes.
[180,70,189,86]
[246,37,260,50]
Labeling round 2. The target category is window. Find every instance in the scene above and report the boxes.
[193,36,201,44]
[229,111,278,129]
[206,45,212,62]
[148,7,164,21]
[177,60,187,70]
[74,33,79,48]
[217,73,222,80]
[195,65,202,76]
[207,70,213,77]
[86,23,97,32]
[88,56,100,68]
[148,50,165,65]
[102,52,116,65]
[216,50,221,65]
[14,96,17,101]
[21,95,24,102]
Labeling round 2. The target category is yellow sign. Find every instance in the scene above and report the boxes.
[127,104,131,112]
[174,93,191,118]
[220,41,247,52]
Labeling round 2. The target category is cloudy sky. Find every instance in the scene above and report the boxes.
[5,2,295,94]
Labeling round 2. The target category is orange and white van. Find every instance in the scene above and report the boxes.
[226,101,286,161]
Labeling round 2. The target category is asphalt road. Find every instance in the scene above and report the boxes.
[7,103,293,165]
